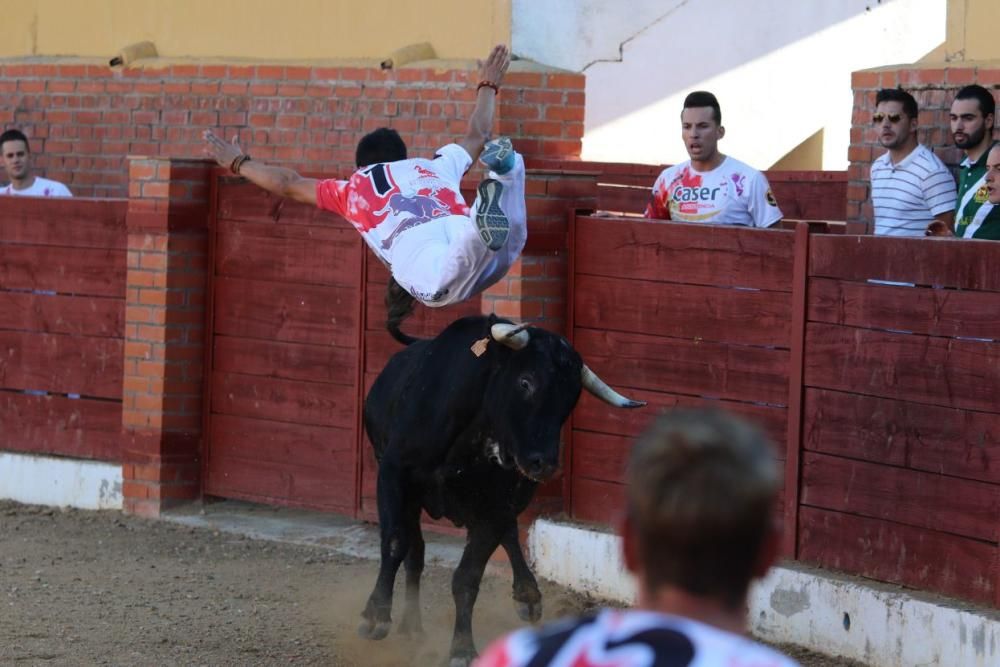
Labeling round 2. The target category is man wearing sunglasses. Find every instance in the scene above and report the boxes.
[946,84,1000,239]
[869,88,955,237]
[644,91,782,228]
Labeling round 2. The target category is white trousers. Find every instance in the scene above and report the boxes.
[391,153,527,307]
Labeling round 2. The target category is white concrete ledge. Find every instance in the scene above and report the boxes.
[0,452,122,510]
[528,517,1000,667]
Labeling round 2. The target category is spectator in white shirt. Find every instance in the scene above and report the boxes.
[0,129,72,197]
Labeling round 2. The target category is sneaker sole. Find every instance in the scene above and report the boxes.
[480,138,514,174]
[475,179,509,251]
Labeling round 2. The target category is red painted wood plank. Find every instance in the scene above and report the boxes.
[573,328,790,405]
[783,222,810,558]
[808,277,1000,340]
[574,274,791,346]
[204,457,353,513]
[0,292,123,337]
[0,246,125,297]
[572,430,633,485]
[0,392,121,460]
[573,423,787,520]
[213,335,357,387]
[213,276,358,348]
[801,452,1000,542]
[208,414,353,469]
[596,184,648,214]
[804,388,1000,483]
[0,197,126,248]
[211,371,355,429]
[571,476,625,526]
[0,331,123,398]
[572,389,787,449]
[573,216,795,290]
[215,225,361,287]
[216,217,357,243]
[217,180,347,227]
[804,322,1000,413]
[798,506,996,605]
[810,234,1000,292]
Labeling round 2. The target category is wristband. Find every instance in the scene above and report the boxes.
[477,80,500,94]
[230,154,252,175]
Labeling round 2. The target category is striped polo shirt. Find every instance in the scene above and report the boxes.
[870,144,957,236]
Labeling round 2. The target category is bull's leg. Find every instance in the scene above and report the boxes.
[397,501,425,638]
[500,523,542,623]
[359,460,411,641]
[448,522,503,667]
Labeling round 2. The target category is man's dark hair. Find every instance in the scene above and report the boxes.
[626,409,779,609]
[355,127,407,168]
[955,84,996,119]
[0,128,29,151]
[875,88,918,119]
[682,91,722,125]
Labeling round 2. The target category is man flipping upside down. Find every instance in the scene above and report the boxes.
[203,44,525,331]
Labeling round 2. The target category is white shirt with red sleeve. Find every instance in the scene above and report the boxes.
[315,143,473,268]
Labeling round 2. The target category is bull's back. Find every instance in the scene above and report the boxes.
[363,316,503,457]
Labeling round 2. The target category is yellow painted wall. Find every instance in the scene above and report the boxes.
[946,0,1000,60]
[0,0,510,60]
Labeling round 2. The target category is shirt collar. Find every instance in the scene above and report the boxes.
[962,141,999,169]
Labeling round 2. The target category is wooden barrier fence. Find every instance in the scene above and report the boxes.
[5,165,1000,610]
[570,214,1000,607]
[0,197,127,461]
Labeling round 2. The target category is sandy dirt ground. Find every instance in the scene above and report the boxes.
[0,501,863,666]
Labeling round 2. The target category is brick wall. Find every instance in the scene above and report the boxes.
[848,64,1000,228]
[0,59,584,198]
[121,157,211,517]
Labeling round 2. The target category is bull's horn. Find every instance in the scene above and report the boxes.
[581,364,646,408]
[491,322,531,350]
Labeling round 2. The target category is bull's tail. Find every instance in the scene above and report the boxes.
[385,277,420,345]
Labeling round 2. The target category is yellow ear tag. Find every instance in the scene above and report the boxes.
[470,337,489,357]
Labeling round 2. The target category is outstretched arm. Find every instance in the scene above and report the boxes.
[202,130,319,205]
[458,44,511,161]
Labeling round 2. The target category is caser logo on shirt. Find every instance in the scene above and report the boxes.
[667,167,725,215]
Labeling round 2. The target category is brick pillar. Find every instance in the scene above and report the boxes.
[122,156,213,517]
[481,168,597,335]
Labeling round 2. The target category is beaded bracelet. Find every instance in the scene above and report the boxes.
[477,80,500,94]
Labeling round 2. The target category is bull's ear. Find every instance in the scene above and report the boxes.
[491,322,530,350]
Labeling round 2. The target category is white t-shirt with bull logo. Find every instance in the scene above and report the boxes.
[315,143,526,307]
[645,157,782,227]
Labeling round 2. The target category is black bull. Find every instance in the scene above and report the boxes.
[360,315,644,666]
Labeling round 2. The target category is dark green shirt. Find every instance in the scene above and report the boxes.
[955,142,1000,240]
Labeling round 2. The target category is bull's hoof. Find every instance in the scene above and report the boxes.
[357,617,392,640]
[397,613,424,638]
[515,599,543,623]
[448,651,477,667]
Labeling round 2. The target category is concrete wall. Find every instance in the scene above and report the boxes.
[513,0,946,170]
[0,0,510,60]
[946,0,1000,60]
